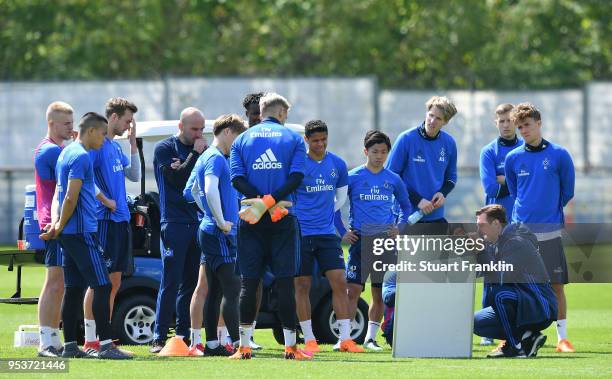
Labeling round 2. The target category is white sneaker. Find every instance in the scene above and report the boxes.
[364,339,383,351]
[249,337,263,350]
[332,340,341,351]
[480,337,494,346]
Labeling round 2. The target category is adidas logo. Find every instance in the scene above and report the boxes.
[252,149,283,170]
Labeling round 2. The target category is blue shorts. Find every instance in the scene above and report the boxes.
[298,234,345,276]
[198,229,237,272]
[44,239,63,267]
[346,233,395,288]
[97,220,131,273]
[57,233,110,288]
[237,215,300,279]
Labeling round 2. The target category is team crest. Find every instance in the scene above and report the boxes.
[331,168,337,178]
[383,180,392,190]
[439,147,446,162]
[542,157,550,170]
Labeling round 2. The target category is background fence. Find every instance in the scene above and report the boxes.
[0,78,610,243]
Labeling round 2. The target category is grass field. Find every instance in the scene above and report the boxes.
[0,245,611,378]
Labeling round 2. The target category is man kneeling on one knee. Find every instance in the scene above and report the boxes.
[473,204,557,358]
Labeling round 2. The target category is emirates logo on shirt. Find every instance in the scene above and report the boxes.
[413,149,426,163]
[112,158,124,173]
[250,127,282,138]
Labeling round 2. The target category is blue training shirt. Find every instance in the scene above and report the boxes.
[479,136,523,214]
[189,146,239,236]
[154,136,199,224]
[386,123,458,221]
[55,142,98,234]
[348,165,410,235]
[295,152,348,236]
[505,139,575,232]
[230,117,306,208]
[90,137,130,222]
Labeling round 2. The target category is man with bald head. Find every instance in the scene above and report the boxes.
[150,107,208,353]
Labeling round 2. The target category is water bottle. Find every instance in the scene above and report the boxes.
[407,210,424,225]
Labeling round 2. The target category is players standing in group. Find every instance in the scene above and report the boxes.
[83,98,140,354]
[151,108,208,353]
[344,130,411,351]
[504,103,576,353]
[35,101,74,357]
[386,96,458,233]
[41,112,131,359]
[294,120,364,354]
[478,103,523,346]
[184,115,246,356]
[239,92,265,350]
[229,93,311,360]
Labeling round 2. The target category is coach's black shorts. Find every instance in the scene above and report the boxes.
[44,239,63,267]
[298,234,345,276]
[538,237,568,284]
[198,229,237,271]
[98,220,131,273]
[346,232,396,288]
[237,214,300,279]
[58,232,110,288]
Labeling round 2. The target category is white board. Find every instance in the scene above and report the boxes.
[392,249,476,358]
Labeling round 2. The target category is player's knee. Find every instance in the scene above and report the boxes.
[46,279,65,296]
[371,290,383,303]
[194,282,209,298]
[473,320,484,337]
[294,277,311,296]
[328,275,348,294]
[347,285,361,301]
[240,277,259,298]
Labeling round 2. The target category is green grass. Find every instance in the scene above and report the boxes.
[0,246,611,378]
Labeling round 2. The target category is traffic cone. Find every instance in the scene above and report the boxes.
[158,336,190,357]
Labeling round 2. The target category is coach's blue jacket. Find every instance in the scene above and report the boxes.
[478,223,558,327]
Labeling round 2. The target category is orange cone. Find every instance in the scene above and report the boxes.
[158,336,190,357]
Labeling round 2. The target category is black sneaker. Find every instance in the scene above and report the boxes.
[149,339,166,354]
[486,342,527,358]
[38,346,62,358]
[522,332,547,358]
[84,347,99,358]
[61,345,89,358]
[204,344,233,357]
[98,345,133,360]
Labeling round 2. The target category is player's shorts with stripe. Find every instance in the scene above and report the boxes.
[97,220,131,273]
[237,214,300,279]
[58,232,110,288]
[198,229,237,272]
[538,237,568,284]
[346,232,396,288]
[44,239,63,267]
[298,234,345,276]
